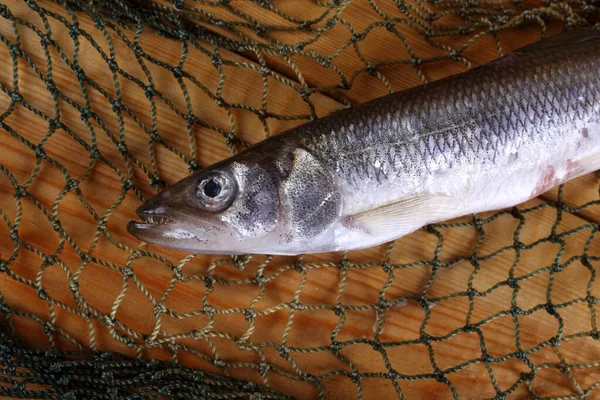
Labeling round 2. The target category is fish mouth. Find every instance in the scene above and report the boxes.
[127,205,173,235]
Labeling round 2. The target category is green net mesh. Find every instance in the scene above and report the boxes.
[1,0,600,398]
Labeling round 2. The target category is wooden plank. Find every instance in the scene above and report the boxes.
[0,1,599,399]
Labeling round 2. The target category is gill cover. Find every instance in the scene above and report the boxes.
[279,148,342,240]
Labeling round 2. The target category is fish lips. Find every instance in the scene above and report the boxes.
[127,197,226,250]
[127,202,174,241]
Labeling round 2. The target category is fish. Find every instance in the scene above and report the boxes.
[127,29,600,255]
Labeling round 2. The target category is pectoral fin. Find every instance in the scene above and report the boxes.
[343,194,455,237]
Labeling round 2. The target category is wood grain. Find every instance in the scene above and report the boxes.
[0,1,599,399]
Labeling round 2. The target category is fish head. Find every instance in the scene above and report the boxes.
[127,158,281,254]
[127,145,342,255]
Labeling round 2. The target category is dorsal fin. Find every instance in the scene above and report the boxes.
[515,29,600,53]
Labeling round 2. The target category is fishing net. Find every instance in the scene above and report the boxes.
[1,0,600,398]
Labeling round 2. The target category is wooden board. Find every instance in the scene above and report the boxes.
[0,0,599,399]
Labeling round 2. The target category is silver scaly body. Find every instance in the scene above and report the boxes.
[128,30,600,255]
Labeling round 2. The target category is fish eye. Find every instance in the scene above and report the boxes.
[203,178,221,198]
[196,171,237,212]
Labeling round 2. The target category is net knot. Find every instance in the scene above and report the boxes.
[9,226,18,239]
[591,330,600,340]
[149,131,161,143]
[350,371,360,383]
[549,336,561,347]
[185,113,198,124]
[44,255,56,266]
[144,86,156,99]
[278,346,290,358]
[35,143,48,160]
[9,44,19,57]
[330,340,343,351]
[45,79,57,94]
[513,240,526,250]
[211,56,222,69]
[215,97,226,107]
[0,260,6,273]
[79,252,92,263]
[178,29,190,41]
[294,262,305,273]
[324,19,336,30]
[303,373,317,383]
[510,306,523,315]
[68,24,80,39]
[397,2,408,13]
[433,371,446,383]
[299,21,312,30]
[107,58,119,72]
[385,20,396,32]
[371,341,382,351]
[74,67,87,82]
[515,350,527,361]
[149,174,164,187]
[289,300,304,310]
[187,160,199,172]
[551,263,564,273]
[388,371,400,380]
[544,303,557,316]
[153,304,166,315]
[378,299,391,310]
[90,147,102,159]
[133,45,144,56]
[0,4,8,18]
[366,65,378,76]
[586,295,597,306]
[481,353,494,363]
[36,287,48,300]
[213,358,226,368]
[470,256,479,267]
[48,119,60,130]
[94,16,106,29]
[511,207,522,219]
[255,25,267,38]
[466,287,479,298]
[506,278,518,289]
[243,308,257,321]
[520,371,536,381]
[549,234,561,244]
[40,34,53,48]
[120,180,133,192]
[13,185,27,199]
[254,274,266,284]
[318,56,331,68]
[172,67,184,78]
[420,333,432,342]
[204,276,215,288]
[69,280,79,293]
[333,305,344,316]
[11,91,22,103]
[557,361,568,374]
[463,324,476,333]
[65,178,78,192]
[203,305,215,315]
[51,219,62,232]
[581,256,592,268]
[381,262,393,273]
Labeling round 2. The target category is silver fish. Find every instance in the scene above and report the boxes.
[127,29,600,255]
